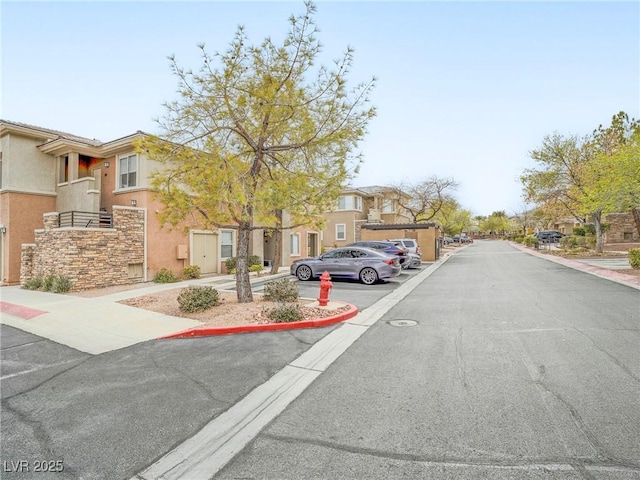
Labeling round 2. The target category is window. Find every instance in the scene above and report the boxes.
[382,199,394,213]
[337,196,362,211]
[118,154,137,189]
[624,232,633,241]
[290,233,301,256]
[336,224,346,241]
[221,230,234,258]
[59,155,69,183]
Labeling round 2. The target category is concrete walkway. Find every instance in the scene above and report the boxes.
[0,272,290,355]
[511,242,640,289]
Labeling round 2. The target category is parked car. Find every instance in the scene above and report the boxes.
[452,235,473,243]
[387,238,421,255]
[533,230,565,242]
[406,252,422,269]
[345,241,410,268]
[290,247,401,285]
[387,239,422,269]
[442,236,454,245]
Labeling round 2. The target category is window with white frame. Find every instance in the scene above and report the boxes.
[336,224,346,241]
[337,195,362,211]
[382,199,394,213]
[221,230,234,258]
[290,233,301,256]
[118,153,138,189]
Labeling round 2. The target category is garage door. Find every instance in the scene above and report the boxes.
[192,232,218,274]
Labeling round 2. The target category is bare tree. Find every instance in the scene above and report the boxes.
[389,176,458,223]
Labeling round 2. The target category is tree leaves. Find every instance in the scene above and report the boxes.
[137,1,375,302]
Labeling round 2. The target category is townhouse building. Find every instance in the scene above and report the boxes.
[0,120,293,287]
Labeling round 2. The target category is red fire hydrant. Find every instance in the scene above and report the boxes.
[317,271,333,306]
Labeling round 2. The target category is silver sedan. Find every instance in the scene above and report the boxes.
[290,247,402,285]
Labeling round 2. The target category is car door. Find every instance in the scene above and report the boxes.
[339,248,365,279]
[318,249,344,277]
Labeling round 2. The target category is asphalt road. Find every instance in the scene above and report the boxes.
[215,240,640,479]
[0,265,421,479]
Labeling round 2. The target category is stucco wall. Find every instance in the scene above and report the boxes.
[56,177,100,212]
[360,225,441,261]
[21,207,144,291]
[0,191,56,284]
[323,210,367,247]
[1,133,56,194]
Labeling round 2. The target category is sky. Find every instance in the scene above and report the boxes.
[2,1,639,216]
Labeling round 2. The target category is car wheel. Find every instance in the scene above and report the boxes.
[296,265,313,281]
[359,267,378,285]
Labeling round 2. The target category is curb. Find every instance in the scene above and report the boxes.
[159,302,359,338]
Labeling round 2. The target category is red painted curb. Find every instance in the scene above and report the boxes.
[0,301,48,320]
[160,302,359,339]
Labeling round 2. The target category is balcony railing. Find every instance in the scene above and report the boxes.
[57,211,113,229]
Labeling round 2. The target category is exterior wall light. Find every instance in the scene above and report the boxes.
[131,200,137,206]
[104,161,110,168]
[0,226,6,233]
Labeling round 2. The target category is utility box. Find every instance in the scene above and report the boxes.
[176,245,188,260]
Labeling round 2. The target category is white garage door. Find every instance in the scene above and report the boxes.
[192,232,218,274]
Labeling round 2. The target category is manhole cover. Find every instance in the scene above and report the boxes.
[388,320,418,327]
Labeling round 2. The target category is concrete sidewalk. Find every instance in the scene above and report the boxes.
[511,242,640,290]
[0,271,290,355]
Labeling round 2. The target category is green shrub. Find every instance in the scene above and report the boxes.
[629,249,640,269]
[573,226,586,236]
[41,274,57,292]
[183,265,201,279]
[523,236,537,247]
[249,264,264,274]
[177,286,220,313]
[226,256,263,273]
[23,276,43,290]
[263,303,304,323]
[584,224,596,236]
[225,257,237,273]
[154,268,178,283]
[514,236,524,244]
[264,278,299,302]
[51,276,72,293]
[23,275,72,293]
[585,235,596,249]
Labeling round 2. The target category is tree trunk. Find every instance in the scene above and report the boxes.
[632,207,640,239]
[235,221,253,303]
[593,210,603,254]
[270,209,283,275]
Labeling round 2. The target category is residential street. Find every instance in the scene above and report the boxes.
[2,241,639,479]
[215,241,640,479]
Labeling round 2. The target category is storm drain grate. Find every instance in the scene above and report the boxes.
[388,319,418,327]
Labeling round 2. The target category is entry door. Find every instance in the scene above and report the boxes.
[307,233,318,257]
[192,233,218,274]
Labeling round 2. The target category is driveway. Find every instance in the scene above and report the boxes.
[0,264,428,479]
[214,240,640,479]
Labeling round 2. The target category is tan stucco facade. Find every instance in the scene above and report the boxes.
[360,224,441,261]
[0,191,56,283]
[1,120,302,284]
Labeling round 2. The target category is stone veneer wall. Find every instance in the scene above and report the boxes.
[604,212,639,243]
[20,207,144,291]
